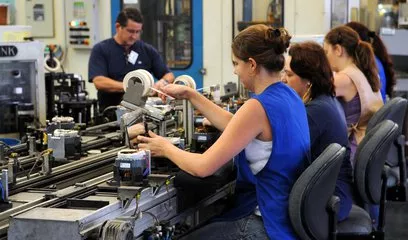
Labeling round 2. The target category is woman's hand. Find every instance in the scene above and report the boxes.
[137,131,173,157]
[162,84,193,100]
[127,123,145,139]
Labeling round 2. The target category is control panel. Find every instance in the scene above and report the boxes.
[64,0,99,49]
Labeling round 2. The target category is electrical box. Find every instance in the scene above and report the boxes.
[64,0,99,49]
[25,0,54,37]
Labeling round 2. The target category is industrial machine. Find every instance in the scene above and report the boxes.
[0,40,45,134]
[45,72,98,125]
[0,70,236,240]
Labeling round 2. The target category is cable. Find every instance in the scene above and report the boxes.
[44,55,61,73]
[153,175,175,196]
[132,192,141,217]
[142,211,160,226]
[102,105,119,116]
[26,149,52,179]
[0,141,12,155]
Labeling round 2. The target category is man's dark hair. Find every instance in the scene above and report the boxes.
[116,8,143,27]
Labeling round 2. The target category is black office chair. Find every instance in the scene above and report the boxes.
[289,143,346,240]
[366,97,408,201]
[337,120,399,239]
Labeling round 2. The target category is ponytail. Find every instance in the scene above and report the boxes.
[325,26,381,93]
[371,34,396,97]
[345,21,396,97]
[354,41,380,92]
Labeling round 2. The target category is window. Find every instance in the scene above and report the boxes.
[123,0,192,69]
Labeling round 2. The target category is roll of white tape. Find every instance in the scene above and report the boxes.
[123,69,154,96]
[174,75,196,89]
[117,149,149,160]
[44,55,61,73]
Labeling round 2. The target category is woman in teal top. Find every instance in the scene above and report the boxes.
[136,24,310,239]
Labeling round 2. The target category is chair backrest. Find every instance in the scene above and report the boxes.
[366,97,408,166]
[289,143,346,240]
[355,120,399,204]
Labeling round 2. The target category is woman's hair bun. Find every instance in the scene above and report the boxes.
[264,27,291,55]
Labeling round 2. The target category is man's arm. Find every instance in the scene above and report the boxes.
[93,76,124,92]
[89,42,123,92]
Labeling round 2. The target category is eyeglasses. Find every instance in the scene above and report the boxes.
[123,27,143,35]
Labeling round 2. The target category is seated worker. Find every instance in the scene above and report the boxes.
[346,22,396,102]
[135,25,310,239]
[283,41,352,221]
[88,7,174,111]
[324,26,383,166]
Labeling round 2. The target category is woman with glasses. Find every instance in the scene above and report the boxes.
[88,8,174,112]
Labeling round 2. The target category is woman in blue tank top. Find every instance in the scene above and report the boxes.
[137,24,310,239]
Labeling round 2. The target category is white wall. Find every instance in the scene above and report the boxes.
[202,0,237,92]
[15,0,112,99]
[285,0,330,35]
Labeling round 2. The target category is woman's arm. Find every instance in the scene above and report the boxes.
[163,85,233,131]
[188,90,233,131]
[334,73,357,101]
[137,99,268,177]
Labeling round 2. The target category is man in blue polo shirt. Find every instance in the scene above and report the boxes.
[88,8,174,111]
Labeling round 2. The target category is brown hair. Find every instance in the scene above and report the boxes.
[325,25,380,92]
[232,24,291,73]
[289,41,335,99]
[346,21,396,97]
[116,8,143,26]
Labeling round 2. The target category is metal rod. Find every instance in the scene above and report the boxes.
[1,169,9,202]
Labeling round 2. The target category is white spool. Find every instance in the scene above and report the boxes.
[174,75,196,89]
[51,116,74,123]
[123,69,154,96]
[44,55,61,72]
[117,149,149,160]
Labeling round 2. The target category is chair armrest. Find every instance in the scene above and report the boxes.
[397,135,406,186]
[327,195,340,240]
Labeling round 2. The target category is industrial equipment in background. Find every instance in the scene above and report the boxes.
[64,0,99,48]
[1,65,239,239]
[113,149,151,186]
[0,37,45,136]
[45,72,98,125]
[46,117,81,161]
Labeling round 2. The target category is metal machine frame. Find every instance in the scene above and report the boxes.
[0,40,46,126]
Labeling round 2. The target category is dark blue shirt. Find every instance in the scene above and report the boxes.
[306,94,353,221]
[88,38,170,110]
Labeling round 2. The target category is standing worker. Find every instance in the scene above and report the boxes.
[88,8,174,111]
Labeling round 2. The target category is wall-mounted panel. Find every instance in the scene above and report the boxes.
[25,0,54,37]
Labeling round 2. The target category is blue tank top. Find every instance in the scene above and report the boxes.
[219,82,310,239]
[375,56,387,103]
